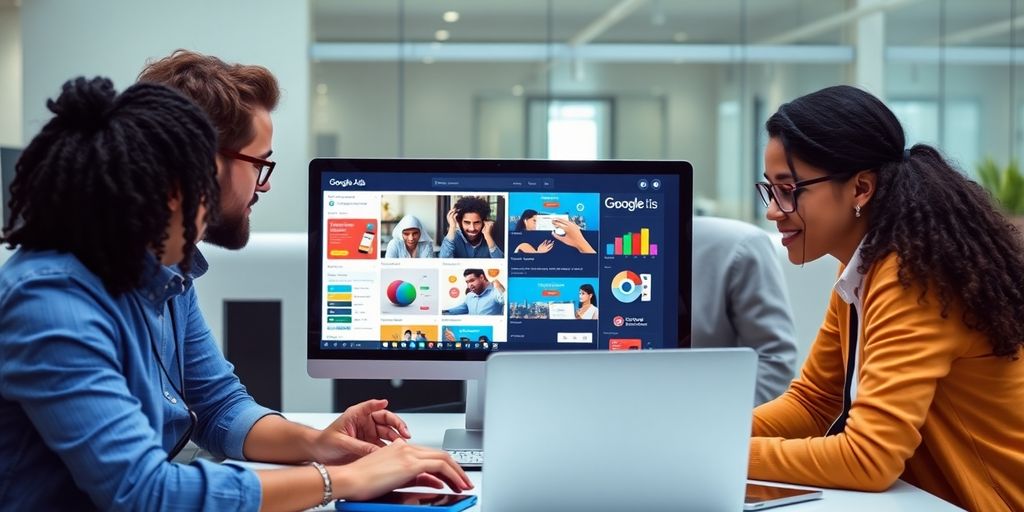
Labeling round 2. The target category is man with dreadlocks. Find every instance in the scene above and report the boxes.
[0,74,472,509]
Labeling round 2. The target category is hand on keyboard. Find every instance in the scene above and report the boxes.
[447,449,483,469]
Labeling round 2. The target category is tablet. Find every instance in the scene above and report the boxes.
[336,492,477,512]
[744,483,823,510]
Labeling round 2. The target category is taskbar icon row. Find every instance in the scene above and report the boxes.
[321,340,494,351]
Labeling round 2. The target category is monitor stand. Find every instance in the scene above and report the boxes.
[441,378,484,451]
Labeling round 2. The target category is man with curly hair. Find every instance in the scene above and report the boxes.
[440,195,503,258]
[132,50,463,505]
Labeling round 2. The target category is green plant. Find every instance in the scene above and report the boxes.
[977,158,1024,215]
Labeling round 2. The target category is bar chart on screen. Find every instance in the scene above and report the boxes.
[605,228,658,257]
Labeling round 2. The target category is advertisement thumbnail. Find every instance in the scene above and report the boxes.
[441,325,494,343]
[508,277,599,320]
[380,268,439,315]
[380,194,440,259]
[381,325,439,343]
[441,267,506,316]
[509,192,600,256]
[327,218,379,260]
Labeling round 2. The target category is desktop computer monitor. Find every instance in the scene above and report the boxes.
[307,158,692,450]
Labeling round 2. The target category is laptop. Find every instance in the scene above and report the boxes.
[482,348,757,511]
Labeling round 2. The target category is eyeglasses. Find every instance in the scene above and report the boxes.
[219,149,275,187]
[755,171,856,213]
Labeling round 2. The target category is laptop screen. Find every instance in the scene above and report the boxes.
[309,159,690,359]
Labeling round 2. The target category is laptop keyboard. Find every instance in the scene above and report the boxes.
[447,449,483,468]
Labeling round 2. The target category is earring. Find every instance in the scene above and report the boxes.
[855,205,862,218]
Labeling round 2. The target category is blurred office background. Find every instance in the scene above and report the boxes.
[2,0,1024,411]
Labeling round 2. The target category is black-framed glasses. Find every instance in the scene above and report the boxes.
[219,149,275,186]
[755,171,856,213]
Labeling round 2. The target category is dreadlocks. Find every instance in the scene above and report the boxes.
[1,76,219,295]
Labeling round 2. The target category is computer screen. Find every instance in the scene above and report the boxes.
[308,159,692,381]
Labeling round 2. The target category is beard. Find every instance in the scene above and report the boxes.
[464,230,482,245]
[204,202,252,250]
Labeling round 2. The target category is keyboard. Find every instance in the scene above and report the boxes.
[447,449,483,469]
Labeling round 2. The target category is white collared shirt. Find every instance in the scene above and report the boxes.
[832,238,867,419]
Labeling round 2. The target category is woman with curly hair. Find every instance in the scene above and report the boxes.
[752,85,1024,510]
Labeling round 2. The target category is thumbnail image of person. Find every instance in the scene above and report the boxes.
[513,209,554,254]
[551,217,596,254]
[575,284,599,320]
[443,269,505,315]
[478,335,490,343]
[384,214,435,258]
[440,196,503,258]
[514,209,538,231]
[415,331,427,342]
[402,330,413,342]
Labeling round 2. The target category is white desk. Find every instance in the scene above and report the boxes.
[233,413,963,511]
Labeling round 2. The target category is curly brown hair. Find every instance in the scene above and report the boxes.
[767,85,1024,358]
[137,49,279,151]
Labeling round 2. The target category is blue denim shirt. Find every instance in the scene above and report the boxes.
[439,229,504,258]
[0,249,277,510]
[444,283,505,315]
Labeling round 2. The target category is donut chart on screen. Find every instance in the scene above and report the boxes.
[387,280,417,306]
[611,270,643,303]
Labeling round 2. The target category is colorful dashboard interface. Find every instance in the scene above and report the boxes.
[315,170,682,353]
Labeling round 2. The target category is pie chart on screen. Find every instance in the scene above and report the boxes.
[387,280,417,306]
[611,270,643,303]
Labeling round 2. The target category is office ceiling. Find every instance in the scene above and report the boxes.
[313,0,1024,47]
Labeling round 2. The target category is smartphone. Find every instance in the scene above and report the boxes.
[357,223,376,254]
[336,492,477,512]
[744,483,823,510]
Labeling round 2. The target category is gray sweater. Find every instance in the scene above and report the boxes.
[691,216,798,405]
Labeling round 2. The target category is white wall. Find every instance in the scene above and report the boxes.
[196,234,327,412]
[21,0,311,233]
[0,6,21,148]
[17,0,316,410]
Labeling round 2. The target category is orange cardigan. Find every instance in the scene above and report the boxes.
[749,253,1024,511]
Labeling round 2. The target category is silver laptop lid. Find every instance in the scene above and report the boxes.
[483,348,757,512]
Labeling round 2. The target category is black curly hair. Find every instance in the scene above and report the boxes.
[1,77,219,295]
[767,85,1024,358]
[454,196,491,223]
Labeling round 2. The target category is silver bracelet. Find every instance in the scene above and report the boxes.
[311,461,333,507]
